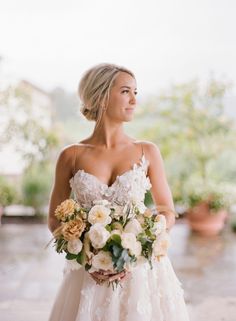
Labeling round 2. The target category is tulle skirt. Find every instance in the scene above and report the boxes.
[49,256,189,321]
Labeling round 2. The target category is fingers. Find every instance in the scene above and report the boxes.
[120,271,131,283]
[90,270,130,284]
[92,272,110,281]
[108,271,127,282]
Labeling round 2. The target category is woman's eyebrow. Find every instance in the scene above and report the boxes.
[120,85,137,90]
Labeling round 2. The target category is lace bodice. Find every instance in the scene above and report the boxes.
[50,157,190,321]
[69,155,152,208]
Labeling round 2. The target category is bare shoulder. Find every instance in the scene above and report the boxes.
[136,140,162,162]
[59,143,88,157]
[56,143,86,170]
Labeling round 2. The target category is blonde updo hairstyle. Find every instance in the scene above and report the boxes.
[78,63,135,126]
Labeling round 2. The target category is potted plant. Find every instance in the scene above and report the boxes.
[184,182,233,236]
[140,78,236,235]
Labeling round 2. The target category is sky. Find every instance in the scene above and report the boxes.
[0,0,236,96]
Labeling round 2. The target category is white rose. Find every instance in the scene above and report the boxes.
[121,232,142,257]
[91,251,114,271]
[124,219,143,236]
[88,205,111,226]
[93,199,110,206]
[67,239,83,254]
[152,231,170,257]
[121,232,136,249]
[130,240,142,256]
[88,223,110,249]
[152,215,167,235]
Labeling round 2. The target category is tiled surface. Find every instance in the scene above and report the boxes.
[0,221,236,321]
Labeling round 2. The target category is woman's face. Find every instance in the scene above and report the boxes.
[104,71,137,123]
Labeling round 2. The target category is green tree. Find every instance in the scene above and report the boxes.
[0,176,19,207]
[21,163,53,214]
[140,78,236,205]
[0,82,61,168]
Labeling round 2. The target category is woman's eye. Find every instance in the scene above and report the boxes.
[121,90,138,95]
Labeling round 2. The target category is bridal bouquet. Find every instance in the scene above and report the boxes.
[52,198,170,286]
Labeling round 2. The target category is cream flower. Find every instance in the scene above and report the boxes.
[88,205,111,226]
[130,240,142,256]
[121,232,142,257]
[83,232,93,262]
[62,218,86,241]
[152,214,167,235]
[88,223,110,249]
[152,231,170,257]
[55,199,78,222]
[124,219,143,236]
[67,239,83,254]
[91,251,113,271]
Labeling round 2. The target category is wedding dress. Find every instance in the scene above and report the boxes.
[49,154,190,321]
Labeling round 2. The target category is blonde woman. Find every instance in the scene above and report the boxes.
[48,63,189,321]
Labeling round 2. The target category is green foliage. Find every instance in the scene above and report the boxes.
[1,83,60,169]
[144,190,153,206]
[103,234,134,272]
[66,253,78,260]
[140,78,236,210]
[21,163,53,212]
[55,238,67,253]
[0,176,19,206]
[137,232,153,266]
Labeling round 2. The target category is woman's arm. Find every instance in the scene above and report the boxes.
[48,146,75,233]
[145,142,176,230]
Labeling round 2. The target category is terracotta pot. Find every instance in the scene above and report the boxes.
[186,201,228,236]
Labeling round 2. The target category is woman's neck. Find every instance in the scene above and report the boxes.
[89,122,129,148]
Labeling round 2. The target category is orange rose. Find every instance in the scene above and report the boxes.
[62,218,86,241]
[55,199,77,222]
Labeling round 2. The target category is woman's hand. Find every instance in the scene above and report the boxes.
[90,269,130,285]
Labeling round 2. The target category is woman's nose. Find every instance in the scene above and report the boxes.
[130,93,136,104]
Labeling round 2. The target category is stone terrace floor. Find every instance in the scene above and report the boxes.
[0,219,236,321]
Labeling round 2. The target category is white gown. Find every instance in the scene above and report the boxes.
[49,155,190,321]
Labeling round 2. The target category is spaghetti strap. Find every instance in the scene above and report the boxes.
[73,145,78,176]
[140,143,144,157]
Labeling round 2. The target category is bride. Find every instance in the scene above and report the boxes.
[48,63,190,321]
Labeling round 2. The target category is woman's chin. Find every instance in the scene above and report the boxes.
[123,116,134,123]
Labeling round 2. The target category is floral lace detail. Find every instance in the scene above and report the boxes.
[69,155,152,208]
[49,157,190,321]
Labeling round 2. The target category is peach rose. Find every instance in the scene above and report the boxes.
[55,199,78,222]
[62,218,86,241]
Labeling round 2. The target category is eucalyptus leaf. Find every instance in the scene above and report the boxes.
[66,253,78,260]
[112,244,122,258]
